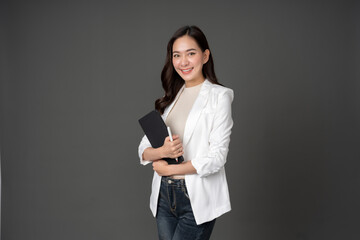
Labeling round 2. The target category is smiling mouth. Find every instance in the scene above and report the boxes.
[180,68,193,74]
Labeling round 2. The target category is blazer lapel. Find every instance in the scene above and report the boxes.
[182,79,212,149]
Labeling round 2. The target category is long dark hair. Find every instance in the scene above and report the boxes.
[155,25,221,114]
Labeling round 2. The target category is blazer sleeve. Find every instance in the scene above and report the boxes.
[192,89,234,177]
[138,134,152,165]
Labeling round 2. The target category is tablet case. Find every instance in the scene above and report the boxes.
[138,110,184,164]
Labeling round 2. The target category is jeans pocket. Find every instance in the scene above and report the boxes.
[181,185,190,200]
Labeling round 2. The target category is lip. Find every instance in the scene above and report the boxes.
[180,67,193,74]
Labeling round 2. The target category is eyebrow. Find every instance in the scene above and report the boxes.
[173,48,197,53]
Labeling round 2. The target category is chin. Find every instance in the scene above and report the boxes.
[181,76,194,82]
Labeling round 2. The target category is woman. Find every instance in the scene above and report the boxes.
[138,25,234,240]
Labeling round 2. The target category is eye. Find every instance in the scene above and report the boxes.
[173,54,180,58]
[188,52,196,56]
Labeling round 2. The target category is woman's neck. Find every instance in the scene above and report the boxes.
[184,78,205,88]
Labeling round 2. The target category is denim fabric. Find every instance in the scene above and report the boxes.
[156,177,216,240]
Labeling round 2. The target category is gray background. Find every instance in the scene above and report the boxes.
[1,0,359,239]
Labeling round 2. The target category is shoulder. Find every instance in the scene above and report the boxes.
[207,81,234,100]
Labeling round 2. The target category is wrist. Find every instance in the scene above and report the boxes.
[166,165,174,176]
[157,146,165,159]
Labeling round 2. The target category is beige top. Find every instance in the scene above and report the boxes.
[165,82,203,179]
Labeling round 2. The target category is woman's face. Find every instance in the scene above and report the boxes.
[172,35,210,87]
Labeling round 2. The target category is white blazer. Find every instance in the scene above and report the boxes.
[138,79,234,225]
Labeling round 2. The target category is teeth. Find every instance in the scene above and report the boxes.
[182,68,192,72]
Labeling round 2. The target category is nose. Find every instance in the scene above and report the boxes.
[180,56,189,67]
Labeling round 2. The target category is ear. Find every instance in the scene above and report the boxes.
[203,49,210,64]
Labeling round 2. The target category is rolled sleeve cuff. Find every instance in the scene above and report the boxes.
[138,146,152,165]
[138,135,152,165]
[192,157,221,178]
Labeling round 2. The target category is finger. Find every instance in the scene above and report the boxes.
[170,147,182,157]
[176,150,184,157]
[175,147,183,153]
[170,145,182,154]
[174,144,182,151]
[171,141,182,148]
[170,139,180,145]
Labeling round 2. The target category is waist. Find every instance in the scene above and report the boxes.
[161,176,186,187]
[170,174,185,179]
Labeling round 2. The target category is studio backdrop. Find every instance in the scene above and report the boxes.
[1,0,359,239]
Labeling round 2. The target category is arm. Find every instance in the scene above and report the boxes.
[191,89,234,177]
[138,135,153,165]
[152,160,197,176]
[138,134,184,164]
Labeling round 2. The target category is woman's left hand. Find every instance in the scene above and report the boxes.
[152,160,170,176]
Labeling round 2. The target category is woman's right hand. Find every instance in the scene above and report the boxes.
[160,135,184,159]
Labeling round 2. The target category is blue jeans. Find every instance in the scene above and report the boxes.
[156,177,216,240]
